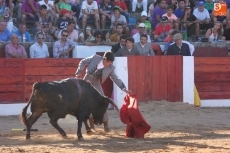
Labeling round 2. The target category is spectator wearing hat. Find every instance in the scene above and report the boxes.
[132,0,148,12]
[21,0,39,22]
[131,20,142,37]
[151,0,167,30]
[162,5,179,30]
[79,0,100,30]
[167,33,191,56]
[111,6,129,36]
[133,23,151,43]
[134,33,155,56]
[193,1,211,40]
[182,4,196,37]
[154,16,172,42]
[99,0,114,29]
[141,11,151,34]
[56,9,72,30]
[115,37,140,57]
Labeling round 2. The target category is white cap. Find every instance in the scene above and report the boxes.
[141,11,147,17]
[138,23,145,28]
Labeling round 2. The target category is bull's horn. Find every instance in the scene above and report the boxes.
[107,98,119,112]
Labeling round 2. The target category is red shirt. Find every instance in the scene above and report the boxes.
[113,1,127,11]
[154,24,172,36]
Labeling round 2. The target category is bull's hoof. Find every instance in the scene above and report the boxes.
[26,134,30,139]
[86,129,92,133]
[61,132,67,137]
[78,136,84,141]
[104,126,110,133]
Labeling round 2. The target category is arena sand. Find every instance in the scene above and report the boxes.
[0,101,230,153]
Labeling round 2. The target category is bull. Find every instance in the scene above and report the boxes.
[20,78,118,140]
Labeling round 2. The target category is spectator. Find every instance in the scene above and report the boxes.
[54,0,62,17]
[167,33,191,55]
[131,20,142,37]
[13,0,23,20]
[59,0,77,22]
[133,23,151,43]
[154,16,172,42]
[162,5,178,30]
[56,9,71,31]
[71,0,81,19]
[53,29,77,58]
[5,34,27,58]
[35,25,54,42]
[0,0,9,21]
[151,0,167,30]
[14,22,31,42]
[85,30,105,46]
[205,0,214,15]
[80,0,100,30]
[222,28,230,41]
[22,0,39,22]
[134,34,155,56]
[35,4,52,32]
[110,23,124,42]
[132,0,147,12]
[0,21,11,42]
[101,29,113,45]
[99,0,114,29]
[174,0,185,20]
[114,37,139,56]
[168,0,178,11]
[205,21,223,42]
[38,0,56,21]
[30,32,49,58]
[83,24,95,42]
[111,34,127,54]
[111,6,129,36]
[193,1,211,40]
[113,0,129,23]
[141,11,152,34]
[182,5,196,37]
[58,21,78,42]
[148,0,155,20]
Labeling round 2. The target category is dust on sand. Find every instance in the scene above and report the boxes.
[0,101,230,153]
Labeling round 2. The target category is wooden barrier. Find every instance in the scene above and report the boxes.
[128,56,183,102]
[195,57,230,99]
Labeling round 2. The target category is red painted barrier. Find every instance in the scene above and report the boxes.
[195,57,230,99]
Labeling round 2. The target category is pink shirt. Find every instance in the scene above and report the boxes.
[162,13,178,22]
[58,29,79,41]
[5,43,27,58]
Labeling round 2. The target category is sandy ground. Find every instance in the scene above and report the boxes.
[0,101,230,153]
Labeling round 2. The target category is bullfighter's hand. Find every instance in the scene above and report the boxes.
[124,89,132,95]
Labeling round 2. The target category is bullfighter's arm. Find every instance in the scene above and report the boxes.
[75,55,94,75]
[109,69,126,90]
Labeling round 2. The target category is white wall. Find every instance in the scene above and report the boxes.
[72,46,112,58]
[0,103,31,116]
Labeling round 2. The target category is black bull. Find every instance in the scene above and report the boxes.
[20,78,118,140]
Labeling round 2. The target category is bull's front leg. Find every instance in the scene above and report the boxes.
[77,120,84,140]
[83,119,91,133]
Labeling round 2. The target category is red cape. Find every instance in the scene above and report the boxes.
[120,94,151,138]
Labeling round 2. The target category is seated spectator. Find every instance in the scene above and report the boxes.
[111,6,129,36]
[58,21,78,42]
[111,34,127,54]
[0,21,11,42]
[114,37,139,56]
[54,0,62,19]
[22,0,39,22]
[151,0,167,30]
[38,0,56,21]
[83,24,95,42]
[148,0,155,20]
[167,33,191,56]
[14,22,31,42]
[222,27,230,41]
[35,25,55,42]
[79,0,100,30]
[162,5,178,30]
[30,32,49,58]
[5,34,27,58]
[174,0,186,26]
[205,0,214,15]
[131,20,142,37]
[133,23,151,43]
[113,0,129,23]
[35,5,52,31]
[59,0,77,22]
[13,0,23,20]
[70,0,81,19]
[132,0,148,12]
[55,9,72,37]
[212,0,229,28]
[182,5,196,37]
[134,34,155,56]
[193,1,211,40]
[110,23,124,42]
[141,11,152,34]
[101,29,113,45]
[85,30,105,46]
[154,16,172,42]
[99,0,114,29]
[169,0,178,11]
[53,29,77,58]
[0,0,14,32]
[205,21,223,42]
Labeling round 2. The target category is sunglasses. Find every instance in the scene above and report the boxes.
[62,34,68,37]
[38,37,44,39]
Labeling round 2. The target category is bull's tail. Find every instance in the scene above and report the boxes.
[20,82,40,127]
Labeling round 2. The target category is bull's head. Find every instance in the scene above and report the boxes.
[92,97,119,125]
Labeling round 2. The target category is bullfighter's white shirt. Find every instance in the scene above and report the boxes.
[97,60,104,69]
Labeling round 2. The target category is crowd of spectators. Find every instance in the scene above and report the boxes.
[1,0,230,58]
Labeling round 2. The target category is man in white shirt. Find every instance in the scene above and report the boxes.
[30,32,49,58]
[193,1,211,40]
[132,23,151,43]
[80,0,100,30]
